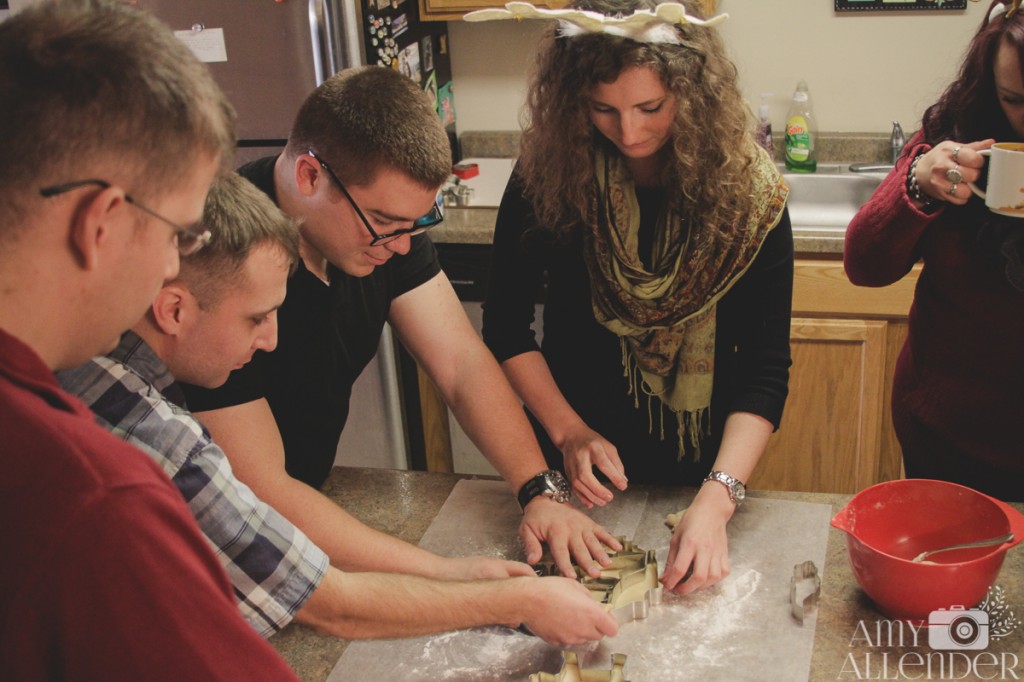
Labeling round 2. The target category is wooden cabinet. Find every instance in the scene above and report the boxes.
[419,0,717,22]
[748,259,919,494]
[414,255,919,494]
[418,0,526,22]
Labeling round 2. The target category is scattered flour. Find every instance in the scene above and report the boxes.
[329,482,828,682]
[405,627,550,681]
[605,568,763,675]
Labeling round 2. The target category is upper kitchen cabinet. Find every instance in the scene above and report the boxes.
[418,0,533,21]
[420,0,717,22]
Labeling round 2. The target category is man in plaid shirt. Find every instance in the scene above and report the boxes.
[59,172,618,645]
[59,173,327,636]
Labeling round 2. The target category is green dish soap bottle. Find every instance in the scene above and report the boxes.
[785,80,816,173]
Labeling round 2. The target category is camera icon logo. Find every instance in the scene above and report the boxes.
[928,606,990,650]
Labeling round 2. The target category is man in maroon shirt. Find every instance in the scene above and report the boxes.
[0,1,299,678]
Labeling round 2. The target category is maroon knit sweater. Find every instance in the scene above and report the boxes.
[845,134,1024,499]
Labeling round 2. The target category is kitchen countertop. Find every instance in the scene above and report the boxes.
[432,206,846,255]
[436,130,896,256]
[270,467,1024,681]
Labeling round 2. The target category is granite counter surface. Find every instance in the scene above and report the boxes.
[271,467,1024,681]
[432,206,845,255]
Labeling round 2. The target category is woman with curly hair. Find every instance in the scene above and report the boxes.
[845,0,1024,500]
[479,0,794,594]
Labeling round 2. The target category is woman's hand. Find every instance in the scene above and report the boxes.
[660,481,735,595]
[555,423,628,509]
[911,139,994,207]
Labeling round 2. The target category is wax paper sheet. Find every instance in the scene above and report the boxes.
[329,480,830,681]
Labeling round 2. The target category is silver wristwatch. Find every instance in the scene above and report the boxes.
[703,470,746,506]
[517,469,571,509]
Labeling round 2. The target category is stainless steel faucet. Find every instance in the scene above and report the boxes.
[890,120,906,164]
[850,121,906,173]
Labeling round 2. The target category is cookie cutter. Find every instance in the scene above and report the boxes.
[534,537,663,625]
[790,560,821,625]
[529,651,629,682]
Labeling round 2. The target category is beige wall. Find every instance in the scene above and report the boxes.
[447,0,991,135]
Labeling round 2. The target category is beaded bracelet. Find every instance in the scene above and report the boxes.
[906,151,939,210]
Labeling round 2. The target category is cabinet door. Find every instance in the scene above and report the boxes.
[749,318,888,494]
[419,0,716,21]
[419,0,570,21]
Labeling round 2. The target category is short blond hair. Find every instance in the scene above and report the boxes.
[176,173,299,308]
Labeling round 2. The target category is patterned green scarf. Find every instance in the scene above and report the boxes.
[583,146,788,459]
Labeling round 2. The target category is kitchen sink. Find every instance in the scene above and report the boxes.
[781,163,888,234]
[443,158,888,240]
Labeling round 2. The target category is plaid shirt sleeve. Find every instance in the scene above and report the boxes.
[58,348,329,638]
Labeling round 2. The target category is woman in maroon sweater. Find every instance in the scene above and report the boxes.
[844,0,1024,501]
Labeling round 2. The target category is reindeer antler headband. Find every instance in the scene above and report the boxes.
[463,2,729,45]
[986,0,1022,20]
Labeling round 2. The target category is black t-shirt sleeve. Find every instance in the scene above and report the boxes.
[396,233,442,298]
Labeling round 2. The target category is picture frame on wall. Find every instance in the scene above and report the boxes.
[836,0,967,10]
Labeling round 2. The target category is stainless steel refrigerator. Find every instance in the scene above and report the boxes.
[137,0,457,471]
[135,0,457,162]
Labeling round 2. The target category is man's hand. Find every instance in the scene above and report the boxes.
[516,576,619,646]
[434,556,536,581]
[519,497,622,578]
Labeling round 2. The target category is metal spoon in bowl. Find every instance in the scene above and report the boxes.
[911,533,1015,563]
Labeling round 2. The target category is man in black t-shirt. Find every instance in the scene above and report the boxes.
[181,66,622,590]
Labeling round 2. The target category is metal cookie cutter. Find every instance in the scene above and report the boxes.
[790,560,821,625]
[532,537,663,625]
[530,651,629,682]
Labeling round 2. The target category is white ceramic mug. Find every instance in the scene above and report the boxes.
[968,142,1024,217]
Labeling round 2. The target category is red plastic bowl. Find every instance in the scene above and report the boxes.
[830,479,1024,620]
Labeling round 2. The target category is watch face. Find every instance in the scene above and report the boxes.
[544,471,571,503]
[733,486,746,503]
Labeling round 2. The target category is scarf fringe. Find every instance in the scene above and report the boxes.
[620,338,707,462]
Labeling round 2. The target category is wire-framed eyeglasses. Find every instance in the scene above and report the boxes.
[307,150,443,246]
[39,179,212,256]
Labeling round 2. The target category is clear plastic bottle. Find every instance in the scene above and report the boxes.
[755,92,773,157]
[784,80,816,173]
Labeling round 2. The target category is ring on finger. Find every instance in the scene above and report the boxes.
[945,165,963,184]
[952,145,962,162]
[948,183,959,196]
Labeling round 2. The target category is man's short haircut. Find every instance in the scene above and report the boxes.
[285,65,451,189]
[177,173,300,309]
[0,0,236,237]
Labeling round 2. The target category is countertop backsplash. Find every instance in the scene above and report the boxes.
[459,130,901,165]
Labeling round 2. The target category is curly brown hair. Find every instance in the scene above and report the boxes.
[517,0,756,237]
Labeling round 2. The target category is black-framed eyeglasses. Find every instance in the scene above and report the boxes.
[307,150,443,247]
[39,179,212,256]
